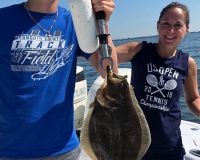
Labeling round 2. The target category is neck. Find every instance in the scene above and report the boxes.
[156,43,177,58]
[25,0,58,13]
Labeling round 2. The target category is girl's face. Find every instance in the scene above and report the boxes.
[157,7,189,50]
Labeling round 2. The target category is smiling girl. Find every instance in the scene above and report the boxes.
[116,2,200,160]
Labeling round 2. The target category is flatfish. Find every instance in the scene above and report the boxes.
[80,69,151,160]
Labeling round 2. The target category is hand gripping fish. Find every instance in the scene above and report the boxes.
[80,68,151,160]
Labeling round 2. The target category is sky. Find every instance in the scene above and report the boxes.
[1,0,200,39]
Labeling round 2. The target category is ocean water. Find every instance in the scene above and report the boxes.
[77,32,200,124]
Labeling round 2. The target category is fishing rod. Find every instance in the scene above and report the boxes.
[96,11,113,72]
[68,0,113,71]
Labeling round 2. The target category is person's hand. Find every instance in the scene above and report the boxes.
[92,0,115,22]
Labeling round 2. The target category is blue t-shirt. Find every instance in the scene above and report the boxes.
[0,3,90,158]
[130,41,188,159]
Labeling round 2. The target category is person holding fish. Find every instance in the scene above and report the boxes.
[116,2,200,160]
[0,0,117,159]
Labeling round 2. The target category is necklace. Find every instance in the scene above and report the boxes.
[24,2,58,35]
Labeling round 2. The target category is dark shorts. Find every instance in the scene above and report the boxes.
[142,146,185,160]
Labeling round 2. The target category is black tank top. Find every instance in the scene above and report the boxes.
[130,41,188,159]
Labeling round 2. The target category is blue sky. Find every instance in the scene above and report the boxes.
[1,0,200,39]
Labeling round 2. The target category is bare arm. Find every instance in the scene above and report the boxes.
[116,42,142,64]
[184,56,200,119]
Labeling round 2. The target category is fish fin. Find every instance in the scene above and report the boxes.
[80,103,97,160]
[128,85,151,160]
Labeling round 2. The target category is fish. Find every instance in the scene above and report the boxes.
[80,69,151,160]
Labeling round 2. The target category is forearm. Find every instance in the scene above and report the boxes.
[116,41,142,64]
[185,57,200,120]
[187,97,200,120]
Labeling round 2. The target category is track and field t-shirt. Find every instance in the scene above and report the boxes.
[0,3,90,158]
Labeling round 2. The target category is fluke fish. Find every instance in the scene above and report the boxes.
[80,69,151,160]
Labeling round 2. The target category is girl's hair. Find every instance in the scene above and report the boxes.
[158,2,190,27]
